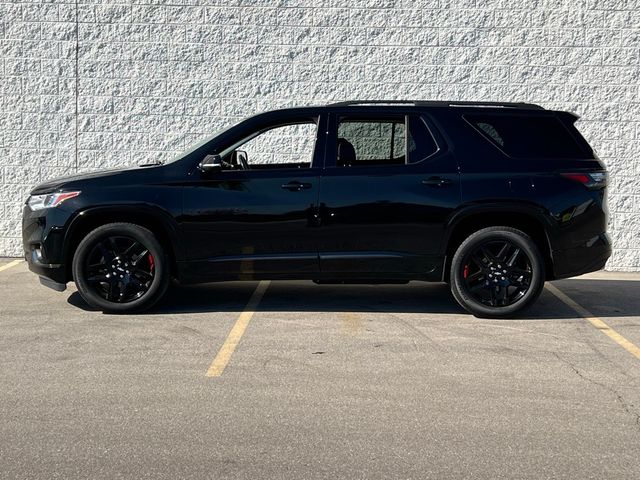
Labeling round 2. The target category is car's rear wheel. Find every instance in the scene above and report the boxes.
[450,226,544,318]
[72,223,170,313]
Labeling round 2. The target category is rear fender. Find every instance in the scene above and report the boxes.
[442,202,555,278]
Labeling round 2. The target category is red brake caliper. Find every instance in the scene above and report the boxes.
[148,253,155,274]
[463,264,469,279]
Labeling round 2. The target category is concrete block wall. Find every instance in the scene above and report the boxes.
[1,0,638,270]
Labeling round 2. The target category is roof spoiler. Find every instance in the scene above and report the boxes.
[557,111,581,123]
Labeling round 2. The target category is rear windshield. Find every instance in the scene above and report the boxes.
[464,113,590,159]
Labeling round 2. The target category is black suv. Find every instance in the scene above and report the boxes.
[22,100,611,317]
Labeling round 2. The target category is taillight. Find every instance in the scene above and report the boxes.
[560,171,607,189]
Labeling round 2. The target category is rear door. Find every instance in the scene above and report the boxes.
[317,111,460,279]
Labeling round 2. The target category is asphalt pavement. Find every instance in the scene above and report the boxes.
[0,259,639,479]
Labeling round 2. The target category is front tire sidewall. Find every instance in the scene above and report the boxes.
[450,228,544,318]
[72,223,169,313]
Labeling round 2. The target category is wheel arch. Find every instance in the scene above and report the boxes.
[443,204,555,281]
[62,205,181,282]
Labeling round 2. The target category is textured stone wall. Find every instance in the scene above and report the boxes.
[1,0,638,270]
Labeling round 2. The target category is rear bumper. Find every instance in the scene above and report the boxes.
[551,232,611,279]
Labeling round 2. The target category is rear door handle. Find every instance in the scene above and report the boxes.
[421,176,453,187]
[281,181,312,191]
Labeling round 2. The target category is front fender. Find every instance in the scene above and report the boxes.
[62,204,184,271]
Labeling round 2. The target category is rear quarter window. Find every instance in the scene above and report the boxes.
[464,113,591,159]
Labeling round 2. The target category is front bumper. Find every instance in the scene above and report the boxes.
[22,204,70,285]
[39,275,67,292]
[551,232,612,279]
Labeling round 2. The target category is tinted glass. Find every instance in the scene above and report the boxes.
[465,114,588,159]
[337,120,406,166]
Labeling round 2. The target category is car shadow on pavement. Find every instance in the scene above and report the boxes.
[67,279,640,320]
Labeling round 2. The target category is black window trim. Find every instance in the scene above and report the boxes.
[411,115,441,164]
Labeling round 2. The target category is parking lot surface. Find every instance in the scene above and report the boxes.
[1,258,639,479]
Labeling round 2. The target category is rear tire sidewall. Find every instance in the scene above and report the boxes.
[450,227,545,318]
[72,223,169,313]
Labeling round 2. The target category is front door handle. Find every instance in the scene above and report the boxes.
[421,176,453,187]
[281,181,312,191]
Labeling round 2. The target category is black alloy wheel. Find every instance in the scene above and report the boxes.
[84,236,155,303]
[450,226,545,318]
[460,239,533,308]
[72,223,170,313]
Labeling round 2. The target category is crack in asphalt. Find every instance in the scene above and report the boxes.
[569,320,636,381]
[386,312,445,353]
[553,352,640,431]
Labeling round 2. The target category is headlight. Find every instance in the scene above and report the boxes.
[27,191,81,211]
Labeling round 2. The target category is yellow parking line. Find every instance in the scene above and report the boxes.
[546,282,640,360]
[340,312,365,336]
[206,280,270,377]
[0,259,23,273]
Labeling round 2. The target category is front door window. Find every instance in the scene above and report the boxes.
[220,121,318,171]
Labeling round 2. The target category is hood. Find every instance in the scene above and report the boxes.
[29,165,165,195]
[30,168,128,195]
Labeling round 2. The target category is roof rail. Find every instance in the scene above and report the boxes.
[328,100,419,107]
[446,101,544,110]
[327,100,544,110]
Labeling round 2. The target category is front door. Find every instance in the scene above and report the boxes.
[317,112,460,279]
[180,115,324,281]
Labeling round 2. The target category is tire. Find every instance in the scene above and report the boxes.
[72,223,170,313]
[449,226,545,318]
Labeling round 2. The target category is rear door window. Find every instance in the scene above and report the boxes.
[337,119,406,166]
[334,115,440,167]
[464,114,589,159]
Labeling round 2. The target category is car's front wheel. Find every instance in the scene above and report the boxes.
[449,226,545,318]
[72,223,170,313]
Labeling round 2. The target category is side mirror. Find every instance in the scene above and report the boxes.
[198,154,222,173]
